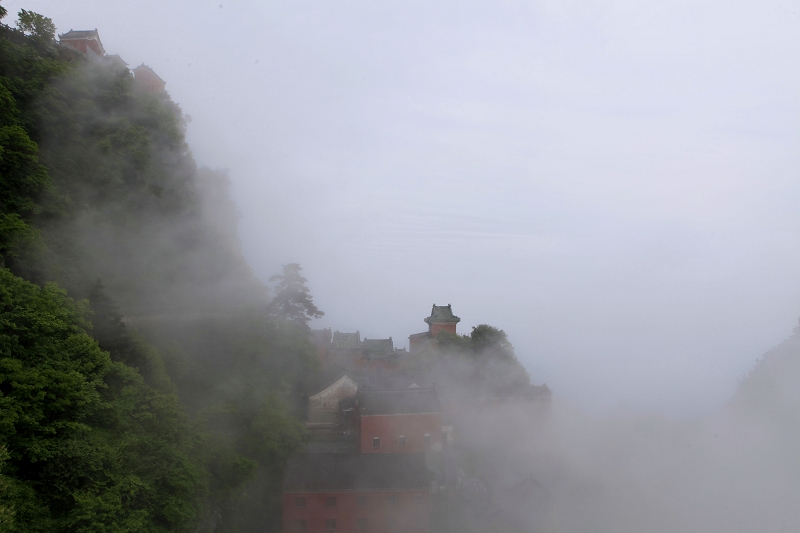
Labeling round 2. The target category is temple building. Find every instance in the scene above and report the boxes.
[58,29,105,57]
[310,330,406,379]
[133,64,166,93]
[57,28,167,94]
[409,304,460,353]
[308,374,359,426]
[290,303,551,532]
[356,388,443,454]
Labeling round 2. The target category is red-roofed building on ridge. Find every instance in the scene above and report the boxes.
[133,64,166,93]
[58,29,105,57]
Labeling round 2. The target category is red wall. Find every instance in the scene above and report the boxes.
[359,413,442,454]
[282,491,430,533]
[429,323,456,336]
[61,39,103,56]
[134,70,166,93]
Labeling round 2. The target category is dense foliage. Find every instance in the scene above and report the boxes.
[0,7,320,531]
[0,269,203,532]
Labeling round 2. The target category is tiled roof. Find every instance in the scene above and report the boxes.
[357,388,441,416]
[58,29,99,40]
[363,338,393,353]
[424,304,460,325]
[57,29,105,56]
[283,453,431,492]
[332,330,361,349]
[309,374,358,400]
[363,338,394,359]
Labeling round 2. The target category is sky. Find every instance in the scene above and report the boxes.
[7,0,800,415]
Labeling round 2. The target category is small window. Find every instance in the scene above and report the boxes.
[387,494,398,505]
[357,495,368,506]
[372,437,380,449]
[326,496,337,507]
[398,435,406,447]
[356,518,368,530]
[423,434,431,449]
[294,497,306,508]
[325,519,337,530]
[295,519,307,531]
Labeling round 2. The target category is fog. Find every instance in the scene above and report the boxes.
[10,0,800,415]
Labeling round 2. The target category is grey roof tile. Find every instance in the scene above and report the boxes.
[424,304,461,325]
[357,388,441,416]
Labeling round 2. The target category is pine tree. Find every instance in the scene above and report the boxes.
[266,263,323,330]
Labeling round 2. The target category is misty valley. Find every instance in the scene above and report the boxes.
[2,4,800,533]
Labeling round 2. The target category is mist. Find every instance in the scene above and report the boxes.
[2,0,800,531]
[7,0,799,415]
[415,326,800,532]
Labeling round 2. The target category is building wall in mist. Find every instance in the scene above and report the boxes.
[409,332,430,353]
[428,323,456,336]
[282,490,430,533]
[359,413,443,454]
[133,67,166,93]
[59,38,103,56]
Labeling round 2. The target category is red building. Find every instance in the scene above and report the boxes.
[357,388,443,454]
[309,331,406,380]
[58,29,105,57]
[133,64,166,93]
[409,304,460,353]
[282,453,431,533]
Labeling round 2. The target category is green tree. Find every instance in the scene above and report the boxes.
[0,268,205,531]
[0,447,16,532]
[266,263,324,329]
[469,324,515,360]
[15,10,55,40]
[0,85,49,266]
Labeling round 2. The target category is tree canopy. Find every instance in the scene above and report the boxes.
[15,10,54,40]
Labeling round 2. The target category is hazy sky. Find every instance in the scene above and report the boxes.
[8,0,800,414]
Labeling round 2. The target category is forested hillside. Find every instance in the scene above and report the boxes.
[1,5,320,531]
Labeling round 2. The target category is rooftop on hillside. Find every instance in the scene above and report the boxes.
[58,29,100,40]
[363,338,394,358]
[332,330,361,349]
[57,29,106,55]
